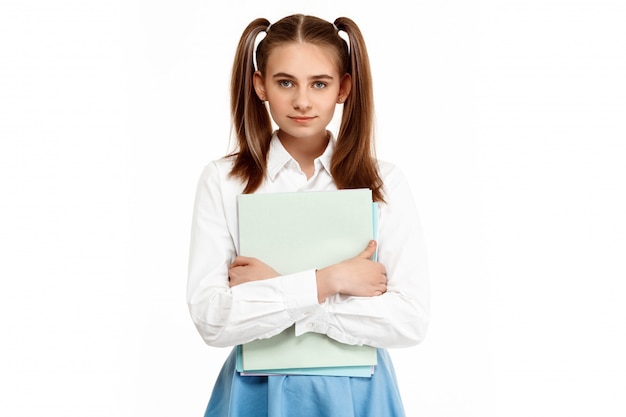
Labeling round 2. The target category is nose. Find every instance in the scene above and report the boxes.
[293,87,312,111]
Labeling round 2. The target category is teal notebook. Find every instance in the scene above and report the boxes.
[237,189,378,376]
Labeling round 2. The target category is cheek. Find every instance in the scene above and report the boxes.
[319,98,339,113]
[267,99,290,115]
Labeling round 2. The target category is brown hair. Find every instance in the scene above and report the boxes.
[228,14,384,202]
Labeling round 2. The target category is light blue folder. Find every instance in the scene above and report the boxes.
[235,345,374,377]
[236,189,378,376]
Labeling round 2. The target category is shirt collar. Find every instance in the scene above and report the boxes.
[266,131,335,181]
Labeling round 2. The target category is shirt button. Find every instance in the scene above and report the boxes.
[307,322,314,329]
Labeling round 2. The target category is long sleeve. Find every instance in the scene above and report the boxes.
[295,162,430,348]
[186,160,323,347]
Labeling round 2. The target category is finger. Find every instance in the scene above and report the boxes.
[229,256,252,268]
[357,240,377,259]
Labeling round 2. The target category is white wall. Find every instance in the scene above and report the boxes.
[1,1,625,416]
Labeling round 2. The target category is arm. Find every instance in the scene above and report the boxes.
[186,162,323,347]
[296,164,430,349]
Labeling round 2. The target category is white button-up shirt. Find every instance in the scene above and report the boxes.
[187,133,429,348]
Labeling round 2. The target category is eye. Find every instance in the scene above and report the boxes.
[278,80,293,88]
[313,81,327,89]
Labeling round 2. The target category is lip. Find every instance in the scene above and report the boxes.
[289,116,316,124]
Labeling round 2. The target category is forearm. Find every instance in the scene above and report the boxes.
[307,165,430,348]
[315,291,428,348]
[188,269,322,347]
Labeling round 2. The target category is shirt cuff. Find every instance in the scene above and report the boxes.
[282,269,321,321]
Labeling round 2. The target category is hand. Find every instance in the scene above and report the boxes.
[228,256,280,287]
[316,240,388,302]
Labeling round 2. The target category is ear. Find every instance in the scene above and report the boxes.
[337,73,352,103]
[253,71,267,101]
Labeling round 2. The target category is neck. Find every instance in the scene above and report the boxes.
[277,130,329,170]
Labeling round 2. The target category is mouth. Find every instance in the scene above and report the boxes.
[289,116,316,124]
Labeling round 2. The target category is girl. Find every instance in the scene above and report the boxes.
[187,14,429,417]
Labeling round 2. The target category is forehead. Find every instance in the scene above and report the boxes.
[264,42,341,77]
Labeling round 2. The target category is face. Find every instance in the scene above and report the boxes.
[254,42,351,144]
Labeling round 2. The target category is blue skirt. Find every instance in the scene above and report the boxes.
[204,347,407,417]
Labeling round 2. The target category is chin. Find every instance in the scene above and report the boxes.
[287,130,326,140]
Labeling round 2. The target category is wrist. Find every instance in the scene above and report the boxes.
[315,267,338,303]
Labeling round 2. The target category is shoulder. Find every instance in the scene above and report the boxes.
[377,159,410,190]
[196,155,240,183]
[196,155,245,195]
[376,159,419,207]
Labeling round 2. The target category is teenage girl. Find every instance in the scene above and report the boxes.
[187,14,429,417]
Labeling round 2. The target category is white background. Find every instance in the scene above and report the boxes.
[1,0,625,416]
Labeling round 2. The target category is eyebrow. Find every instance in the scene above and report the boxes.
[271,72,335,81]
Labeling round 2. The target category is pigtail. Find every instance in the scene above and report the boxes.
[229,18,273,192]
[333,17,385,202]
